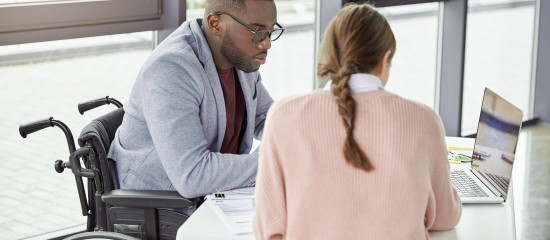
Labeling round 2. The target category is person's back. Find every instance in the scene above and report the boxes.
[255,90,461,239]
[253,3,461,239]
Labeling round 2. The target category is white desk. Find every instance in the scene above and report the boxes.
[177,196,515,240]
[177,137,516,240]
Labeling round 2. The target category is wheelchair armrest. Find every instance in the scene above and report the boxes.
[102,189,198,209]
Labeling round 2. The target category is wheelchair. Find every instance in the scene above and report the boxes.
[19,96,199,240]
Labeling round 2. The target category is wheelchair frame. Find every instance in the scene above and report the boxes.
[19,96,198,240]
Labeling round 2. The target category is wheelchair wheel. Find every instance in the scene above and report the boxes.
[64,231,140,240]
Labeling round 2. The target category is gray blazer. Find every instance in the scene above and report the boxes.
[109,19,273,198]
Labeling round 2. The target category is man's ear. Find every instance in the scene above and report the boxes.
[206,13,224,37]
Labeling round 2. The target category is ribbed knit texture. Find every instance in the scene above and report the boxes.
[253,90,462,240]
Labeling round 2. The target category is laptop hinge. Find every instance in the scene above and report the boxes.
[471,169,505,198]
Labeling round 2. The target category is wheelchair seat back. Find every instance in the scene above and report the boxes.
[76,107,194,240]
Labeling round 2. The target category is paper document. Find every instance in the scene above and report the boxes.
[446,136,475,162]
[206,188,256,235]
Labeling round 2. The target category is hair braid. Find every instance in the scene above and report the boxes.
[331,63,373,171]
[317,3,395,171]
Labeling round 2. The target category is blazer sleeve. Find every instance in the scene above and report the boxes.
[140,51,258,198]
[253,103,286,240]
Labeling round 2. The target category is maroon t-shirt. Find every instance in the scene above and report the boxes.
[217,67,246,154]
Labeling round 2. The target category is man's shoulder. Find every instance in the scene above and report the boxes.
[153,22,199,56]
[146,19,215,70]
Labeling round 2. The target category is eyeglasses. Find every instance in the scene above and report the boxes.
[213,11,285,43]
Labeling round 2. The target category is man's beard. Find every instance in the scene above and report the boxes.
[221,33,260,73]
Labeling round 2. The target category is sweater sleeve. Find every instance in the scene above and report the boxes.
[253,103,286,240]
[425,113,462,231]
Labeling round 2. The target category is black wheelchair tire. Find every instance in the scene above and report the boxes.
[64,231,140,240]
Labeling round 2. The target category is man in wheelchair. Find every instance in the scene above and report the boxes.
[109,0,282,216]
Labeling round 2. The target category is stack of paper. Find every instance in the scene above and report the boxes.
[206,187,256,235]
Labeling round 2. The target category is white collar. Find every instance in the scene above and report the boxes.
[322,73,384,93]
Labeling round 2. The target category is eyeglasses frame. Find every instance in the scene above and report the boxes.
[212,11,285,43]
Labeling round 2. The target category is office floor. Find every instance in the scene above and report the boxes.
[517,123,550,240]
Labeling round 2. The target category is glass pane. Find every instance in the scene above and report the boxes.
[259,29,314,100]
[0,32,153,239]
[462,0,535,134]
[379,3,440,108]
[260,0,316,99]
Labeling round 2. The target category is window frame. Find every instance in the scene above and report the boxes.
[319,0,549,135]
[317,0,467,136]
[0,0,163,45]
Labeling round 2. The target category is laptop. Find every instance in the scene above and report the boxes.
[450,88,523,203]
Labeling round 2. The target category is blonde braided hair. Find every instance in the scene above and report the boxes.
[317,3,396,171]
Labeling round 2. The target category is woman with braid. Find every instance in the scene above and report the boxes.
[253,3,461,239]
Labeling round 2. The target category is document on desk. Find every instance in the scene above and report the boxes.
[446,136,475,162]
[206,188,256,235]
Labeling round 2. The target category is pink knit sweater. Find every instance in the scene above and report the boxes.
[253,90,462,240]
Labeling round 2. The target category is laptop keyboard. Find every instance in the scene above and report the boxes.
[486,172,509,191]
[451,170,489,198]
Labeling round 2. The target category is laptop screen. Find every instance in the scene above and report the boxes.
[471,88,523,197]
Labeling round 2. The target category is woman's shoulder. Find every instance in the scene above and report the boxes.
[378,91,439,116]
[267,90,332,119]
[272,90,328,107]
[386,93,445,132]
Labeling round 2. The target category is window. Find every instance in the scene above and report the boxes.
[379,3,440,108]
[0,32,153,239]
[0,0,163,237]
[259,0,315,99]
[0,0,162,45]
[462,0,535,134]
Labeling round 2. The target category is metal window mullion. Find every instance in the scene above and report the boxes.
[155,0,186,45]
[532,0,550,122]
[436,0,467,137]
[314,0,341,88]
